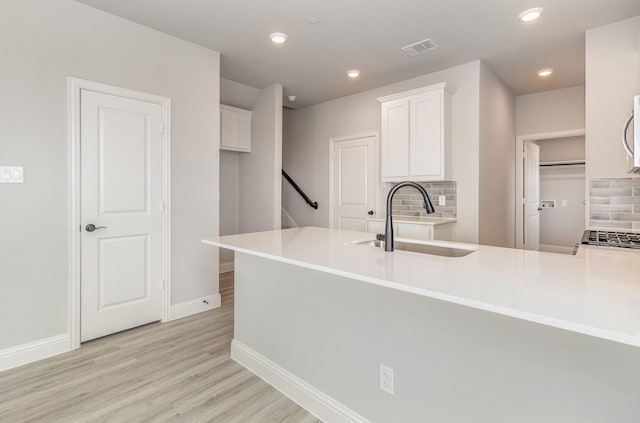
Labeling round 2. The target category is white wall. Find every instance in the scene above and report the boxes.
[219,151,240,266]
[537,137,586,249]
[516,86,585,136]
[538,136,585,163]
[0,0,220,350]
[220,78,260,110]
[479,63,516,248]
[235,253,640,422]
[283,61,481,244]
[239,84,283,233]
[219,79,260,268]
[539,166,586,249]
[586,15,640,179]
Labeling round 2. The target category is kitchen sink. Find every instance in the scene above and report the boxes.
[353,238,476,257]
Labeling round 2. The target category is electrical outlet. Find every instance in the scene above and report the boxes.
[0,166,24,183]
[379,364,394,395]
[438,195,446,206]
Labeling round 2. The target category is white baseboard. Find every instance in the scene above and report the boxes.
[170,293,221,321]
[0,334,70,372]
[231,340,370,423]
[219,261,234,273]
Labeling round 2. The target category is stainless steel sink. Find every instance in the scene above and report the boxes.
[353,238,476,257]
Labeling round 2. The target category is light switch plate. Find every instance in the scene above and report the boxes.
[438,195,446,206]
[0,166,24,183]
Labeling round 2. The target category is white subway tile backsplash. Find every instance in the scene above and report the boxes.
[610,196,640,205]
[590,220,633,230]
[590,180,610,189]
[612,213,640,222]
[589,188,633,197]
[388,181,457,218]
[590,204,633,213]
[589,178,640,230]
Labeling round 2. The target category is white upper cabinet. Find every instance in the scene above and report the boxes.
[378,83,454,182]
[220,104,252,152]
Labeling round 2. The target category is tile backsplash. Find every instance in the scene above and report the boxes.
[589,178,640,230]
[389,181,457,219]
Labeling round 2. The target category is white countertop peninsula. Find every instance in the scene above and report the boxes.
[203,227,640,422]
[204,226,640,348]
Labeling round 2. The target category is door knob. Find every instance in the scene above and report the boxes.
[367,210,374,215]
[85,224,107,232]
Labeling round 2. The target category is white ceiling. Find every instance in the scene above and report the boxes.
[76,0,640,108]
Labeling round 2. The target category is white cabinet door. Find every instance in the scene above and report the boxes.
[396,222,433,240]
[380,99,410,179]
[220,104,252,152]
[378,83,453,182]
[367,219,455,241]
[366,219,388,234]
[411,91,443,179]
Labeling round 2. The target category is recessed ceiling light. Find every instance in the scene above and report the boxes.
[519,7,544,22]
[269,32,288,44]
[537,68,553,77]
[307,17,319,24]
[347,70,360,78]
[288,95,297,102]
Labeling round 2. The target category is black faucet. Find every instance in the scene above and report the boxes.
[381,181,435,252]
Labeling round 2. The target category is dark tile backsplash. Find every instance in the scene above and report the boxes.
[589,178,640,230]
[389,181,457,219]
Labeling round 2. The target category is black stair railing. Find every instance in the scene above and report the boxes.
[282,169,318,210]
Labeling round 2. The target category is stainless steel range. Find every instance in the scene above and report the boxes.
[581,230,640,249]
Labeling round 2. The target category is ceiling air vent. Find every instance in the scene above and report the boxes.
[401,38,439,57]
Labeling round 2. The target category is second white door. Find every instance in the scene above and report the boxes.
[80,89,164,342]
[524,142,541,250]
[330,135,376,231]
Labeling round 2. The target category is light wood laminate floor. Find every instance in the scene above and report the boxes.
[0,272,321,422]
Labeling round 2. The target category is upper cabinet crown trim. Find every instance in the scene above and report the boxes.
[376,82,456,103]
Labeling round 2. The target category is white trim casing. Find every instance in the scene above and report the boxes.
[328,132,380,229]
[170,294,221,321]
[515,129,586,249]
[0,335,70,372]
[231,340,371,423]
[67,78,172,349]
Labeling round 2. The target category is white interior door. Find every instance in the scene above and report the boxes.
[80,89,164,342]
[524,142,541,250]
[331,135,376,231]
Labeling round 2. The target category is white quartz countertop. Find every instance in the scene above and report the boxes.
[203,227,640,348]
[367,216,456,225]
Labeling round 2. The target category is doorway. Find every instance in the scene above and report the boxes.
[516,130,586,252]
[329,133,378,231]
[68,78,171,348]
